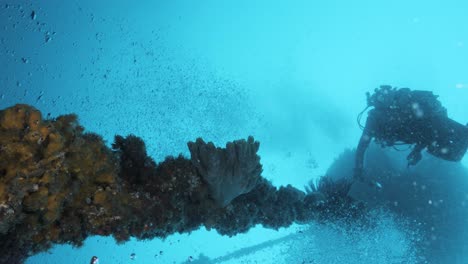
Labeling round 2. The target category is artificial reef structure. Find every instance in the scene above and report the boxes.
[0,104,361,264]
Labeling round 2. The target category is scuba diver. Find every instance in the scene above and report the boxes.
[354,85,468,181]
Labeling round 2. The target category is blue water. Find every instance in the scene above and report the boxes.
[1,0,468,263]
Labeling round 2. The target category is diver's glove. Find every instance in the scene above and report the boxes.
[407,148,423,167]
[353,167,382,189]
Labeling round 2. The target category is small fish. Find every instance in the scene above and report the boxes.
[375,181,382,189]
[130,253,136,260]
[90,256,99,264]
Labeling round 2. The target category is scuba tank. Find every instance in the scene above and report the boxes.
[426,117,468,162]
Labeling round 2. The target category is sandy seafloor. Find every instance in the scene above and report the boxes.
[1,0,468,263]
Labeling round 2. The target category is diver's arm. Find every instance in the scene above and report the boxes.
[354,114,375,180]
[354,132,372,180]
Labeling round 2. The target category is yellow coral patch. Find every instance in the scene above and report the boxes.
[0,104,28,130]
[44,132,64,157]
[28,109,42,131]
[94,171,116,185]
[23,187,49,212]
[0,183,5,201]
[40,172,53,184]
[24,130,43,144]
[93,191,108,205]
[39,124,51,139]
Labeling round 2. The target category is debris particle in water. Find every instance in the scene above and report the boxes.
[21,57,28,63]
[45,32,52,43]
[130,253,136,260]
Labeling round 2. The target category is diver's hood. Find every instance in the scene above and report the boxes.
[426,117,468,162]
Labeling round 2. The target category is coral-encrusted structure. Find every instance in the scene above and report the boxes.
[0,104,361,264]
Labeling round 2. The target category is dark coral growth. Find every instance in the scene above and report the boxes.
[0,105,362,263]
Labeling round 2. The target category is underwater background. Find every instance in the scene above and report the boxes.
[1,0,468,263]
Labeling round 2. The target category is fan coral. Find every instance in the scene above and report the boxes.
[187,137,262,207]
